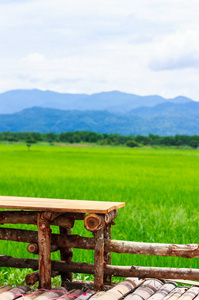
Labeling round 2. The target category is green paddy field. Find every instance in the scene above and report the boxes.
[0,143,198,286]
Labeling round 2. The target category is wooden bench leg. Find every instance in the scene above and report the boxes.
[59,227,73,285]
[104,224,112,284]
[37,212,52,289]
[94,227,104,291]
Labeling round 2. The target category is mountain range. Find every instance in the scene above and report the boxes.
[0,89,198,135]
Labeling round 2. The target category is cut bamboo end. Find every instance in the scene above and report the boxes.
[84,214,104,232]
[85,211,118,232]
[27,243,59,255]
[27,243,38,254]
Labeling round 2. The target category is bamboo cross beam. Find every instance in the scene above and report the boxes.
[0,227,199,258]
[1,256,199,281]
[25,271,60,285]
[0,211,74,228]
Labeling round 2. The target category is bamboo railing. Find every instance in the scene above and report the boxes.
[0,209,199,290]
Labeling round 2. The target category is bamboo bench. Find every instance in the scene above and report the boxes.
[0,196,125,291]
[1,196,199,292]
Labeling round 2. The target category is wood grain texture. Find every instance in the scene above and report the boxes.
[0,196,125,213]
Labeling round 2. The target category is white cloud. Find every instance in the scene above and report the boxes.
[0,0,199,101]
[149,30,199,71]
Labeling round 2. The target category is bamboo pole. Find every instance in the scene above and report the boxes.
[167,279,199,286]
[147,282,177,300]
[61,280,114,291]
[17,290,44,300]
[124,279,164,300]
[94,228,105,291]
[59,226,73,284]
[27,243,59,254]
[84,211,118,232]
[78,290,96,300]
[42,211,62,221]
[0,287,12,294]
[25,270,60,285]
[84,214,105,232]
[0,285,30,300]
[178,287,199,300]
[0,211,74,228]
[164,287,188,300]
[65,289,84,300]
[96,277,142,300]
[37,213,51,289]
[1,227,199,259]
[2,256,199,281]
[104,224,112,284]
[0,228,94,250]
[33,290,66,300]
[104,210,118,224]
[90,291,106,299]
[108,240,199,258]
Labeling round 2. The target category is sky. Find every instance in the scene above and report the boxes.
[1,0,199,100]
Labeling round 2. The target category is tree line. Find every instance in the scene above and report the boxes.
[0,131,198,148]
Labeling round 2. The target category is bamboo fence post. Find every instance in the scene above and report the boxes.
[37,213,51,289]
[104,224,112,284]
[94,227,105,291]
[59,226,73,284]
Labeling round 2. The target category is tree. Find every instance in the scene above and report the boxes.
[189,136,199,148]
[126,138,139,148]
[26,136,36,151]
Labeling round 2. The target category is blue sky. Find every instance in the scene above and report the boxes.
[1,0,199,100]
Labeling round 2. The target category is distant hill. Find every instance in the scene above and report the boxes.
[0,102,198,135]
[0,89,193,114]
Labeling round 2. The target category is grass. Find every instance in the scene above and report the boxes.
[0,143,199,286]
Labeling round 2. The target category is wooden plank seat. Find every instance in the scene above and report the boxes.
[0,196,125,291]
[0,196,125,213]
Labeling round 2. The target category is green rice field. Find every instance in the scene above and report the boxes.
[0,143,199,286]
